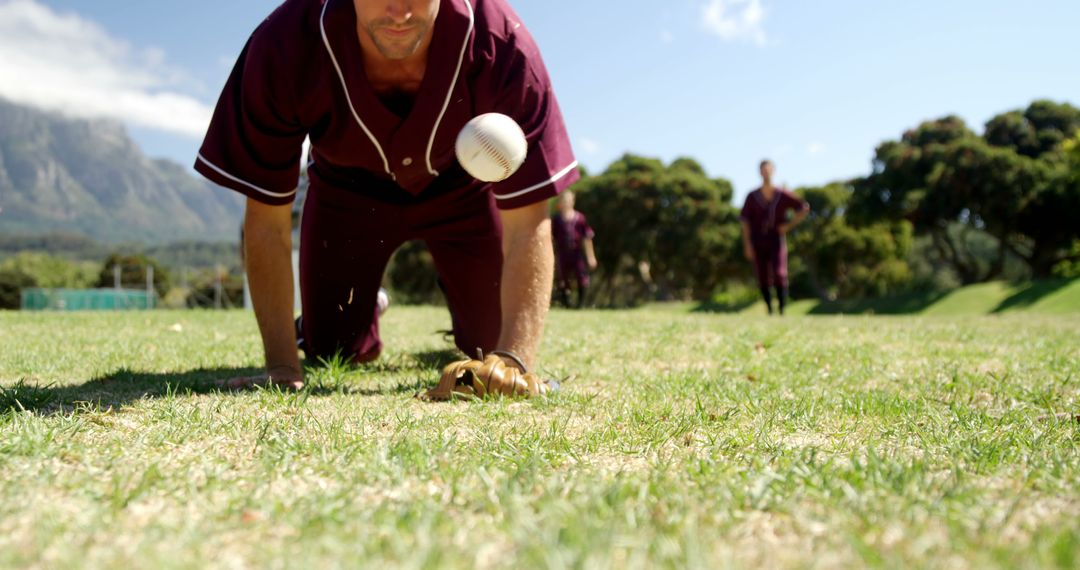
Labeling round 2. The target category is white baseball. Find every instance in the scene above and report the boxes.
[376,288,390,316]
[455,113,527,182]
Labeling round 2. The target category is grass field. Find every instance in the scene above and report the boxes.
[760,278,1080,317]
[2,307,1079,569]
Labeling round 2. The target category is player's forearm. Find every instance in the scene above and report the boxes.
[243,200,301,375]
[497,204,553,369]
[783,209,810,232]
[583,238,597,266]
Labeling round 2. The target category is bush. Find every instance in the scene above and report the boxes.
[184,270,245,309]
[574,154,741,307]
[791,184,915,300]
[697,282,761,312]
[384,241,444,305]
[0,269,35,310]
[0,252,97,289]
[1052,241,1080,278]
[96,253,171,297]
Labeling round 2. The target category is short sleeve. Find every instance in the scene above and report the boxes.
[194,24,307,206]
[485,34,579,210]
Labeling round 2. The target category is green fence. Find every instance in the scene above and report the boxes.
[20,288,155,311]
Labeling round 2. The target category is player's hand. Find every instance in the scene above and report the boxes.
[587,257,598,270]
[216,366,304,391]
[778,224,790,235]
[743,245,755,262]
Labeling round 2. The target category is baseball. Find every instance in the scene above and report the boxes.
[455,113,528,182]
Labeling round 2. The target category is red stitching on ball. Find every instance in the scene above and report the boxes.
[475,127,513,179]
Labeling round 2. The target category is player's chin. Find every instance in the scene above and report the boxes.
[374,34,423,59]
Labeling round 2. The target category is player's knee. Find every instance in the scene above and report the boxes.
[351,344,382,364]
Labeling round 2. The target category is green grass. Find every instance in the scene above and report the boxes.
[1,307,1079,569]
[735,279,1080,316]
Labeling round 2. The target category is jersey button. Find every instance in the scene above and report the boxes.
[402,157,413,166]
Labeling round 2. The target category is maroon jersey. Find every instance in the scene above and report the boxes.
[552,210,594,289]
[740,187,808,241]
[741,188,808,288]
[195,0,578,210]
[551,211,594,261]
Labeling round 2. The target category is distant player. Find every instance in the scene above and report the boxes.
[195,0,578,389]
[550,190,596,308]
[740,160,809,315]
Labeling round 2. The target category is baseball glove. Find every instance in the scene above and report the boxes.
[420,350,557,401]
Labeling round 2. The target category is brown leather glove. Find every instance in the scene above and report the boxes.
[420,351,557,401]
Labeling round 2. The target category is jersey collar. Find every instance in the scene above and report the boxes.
[319,0,475,185]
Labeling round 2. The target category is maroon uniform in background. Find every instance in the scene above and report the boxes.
[195,0,578,361]
[551,211,594,290]
[740,188,809,288]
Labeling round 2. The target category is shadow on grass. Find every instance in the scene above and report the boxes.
[992,279,1073,313]
[692,298,758,314]
[0,367,261,415]
[807,289,949,315]
[691,287,951,316]
[0,348,465,414]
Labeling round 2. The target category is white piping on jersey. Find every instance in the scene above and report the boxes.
[425,0,475,177]
[494,160,579,201]
[197,153,297,199]
[320,0,395,180]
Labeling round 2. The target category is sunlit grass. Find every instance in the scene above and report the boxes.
[1,307,1078,568]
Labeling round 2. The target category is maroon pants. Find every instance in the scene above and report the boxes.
[298,181,503,363]
[556,253,590,289]
[752,234,789,288]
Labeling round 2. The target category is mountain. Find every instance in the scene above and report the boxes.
[0,97,244,243]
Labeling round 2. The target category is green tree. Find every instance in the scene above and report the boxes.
[851,117,990,283]
[929,138,1055,278]
[0,269,35,310]
[791,183,913,300]
[0,252,97,289]
[1048,133,1080,277]
[852,109,1077,281]
[574,154,740,306]
[183,268,245,309]
[96,253,171,297]
[984,100,1080,159]
[385,241,443,305]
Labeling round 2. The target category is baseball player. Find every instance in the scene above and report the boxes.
[196,0,578,390]
[740,160,809,315]
[550,190,596,309]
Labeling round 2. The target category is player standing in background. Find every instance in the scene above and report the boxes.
[550,190,596,309]
[740,160,809,315]
[195,0,578,389]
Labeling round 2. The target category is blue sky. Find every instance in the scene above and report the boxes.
[1,0,1079,198]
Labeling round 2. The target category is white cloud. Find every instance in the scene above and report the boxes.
[701,0,767,45]
[579,137,601,155]
[807,142,827,156]
[0,0,211,138]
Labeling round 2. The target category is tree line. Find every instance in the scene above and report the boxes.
[0,251,244,309]
[568,99,1080,307]
[3,99,1077,310]
[356,100,1080,308]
